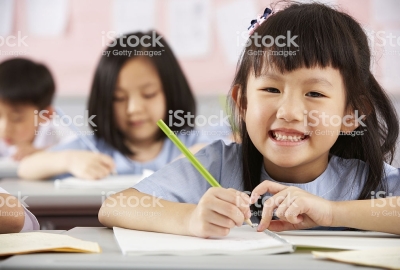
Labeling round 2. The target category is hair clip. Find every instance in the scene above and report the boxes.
[248,8,273,35]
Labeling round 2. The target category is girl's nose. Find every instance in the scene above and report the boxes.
[276,97,304,123]
[126,97,144,114]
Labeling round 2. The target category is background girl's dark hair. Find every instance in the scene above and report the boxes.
[228,2,399,218]
[88,31,196,156]
[0,58,55,109]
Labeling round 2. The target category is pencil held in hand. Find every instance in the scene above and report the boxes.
[157,119,254,227]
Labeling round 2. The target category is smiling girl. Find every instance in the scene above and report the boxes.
[99,3,400,236]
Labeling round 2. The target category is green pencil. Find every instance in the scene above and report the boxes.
[157,119,253,227]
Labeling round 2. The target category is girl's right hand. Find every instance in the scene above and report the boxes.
[66,151,116,180]
[186,187,251,238]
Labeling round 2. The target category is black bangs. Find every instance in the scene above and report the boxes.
[242,2,366,79]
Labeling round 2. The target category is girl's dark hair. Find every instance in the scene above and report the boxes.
[0,58,55,109]
[228,2,399,213]
[88,31,196,156]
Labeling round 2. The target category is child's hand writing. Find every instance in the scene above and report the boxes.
[250,180,334,232]
[187,187,251,238]
[67,151,116,180]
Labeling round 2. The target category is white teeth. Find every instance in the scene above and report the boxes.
[273,131,305,142]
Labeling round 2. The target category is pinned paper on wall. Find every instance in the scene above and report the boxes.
[0,0,14,36]
[296,0,337,5]
[381,29,400,91]
[168,0,211,58]
[26,0,69,37]
[113,0,156,34]
[216,0,257,64]
[372,0,400,23]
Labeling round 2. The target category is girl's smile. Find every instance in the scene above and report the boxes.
[269,128,310,146]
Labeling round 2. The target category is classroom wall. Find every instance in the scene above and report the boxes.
[0,0,399,97]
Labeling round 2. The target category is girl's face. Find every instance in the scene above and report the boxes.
[113,57,166,146]
[244,66,353,181]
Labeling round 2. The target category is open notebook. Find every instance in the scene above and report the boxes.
[113,226,294,256]
[0,232,100,256]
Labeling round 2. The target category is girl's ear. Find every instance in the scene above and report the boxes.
[231,84,247,120]
[340,107,367,133]
[340,96,371,133]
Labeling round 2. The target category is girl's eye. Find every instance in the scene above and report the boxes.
[262,87,280,93]
[143,92,158,99]
[306,91,325,98]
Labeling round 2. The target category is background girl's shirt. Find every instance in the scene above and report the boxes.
[133,140,400,217]
[49,131,220,179]
[0,187,40,231]
[0,120,76,158]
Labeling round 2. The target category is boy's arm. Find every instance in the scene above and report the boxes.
[98,188,195,236]
[0,193,25,233]
[332,198,400,234]
[18,151,71,180]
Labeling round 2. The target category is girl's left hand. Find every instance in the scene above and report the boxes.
[250,180,335,232]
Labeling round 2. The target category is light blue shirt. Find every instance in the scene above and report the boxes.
[133,140,400,229]
[49,131,218,179]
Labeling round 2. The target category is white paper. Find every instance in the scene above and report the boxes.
[313,247,400,269]
[296,0,337,5]
[168,0,211,58]
[54,170,153,189]
[216,0,257,64]
[0,157,19,178]
[372,0,400,23]
[0,0,14,36]
[278,230,400,238]
[282,234,400,250]
[26,0,69,36]
[381,30,400,91]
[114,226,293,256]
[113,0,156,34]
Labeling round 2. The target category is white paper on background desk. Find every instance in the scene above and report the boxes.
[168,0,211,58]
[0,157,19,178]
[54,170,153,189]
[114,226,294,256]
[113,0,156,34]
[313,247,400,270]
[26,0,69,36]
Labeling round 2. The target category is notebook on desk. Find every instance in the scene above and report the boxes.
[277,231,400,250]
[0,157,19,178]
[54,170,153,189]
[113,226,294,256]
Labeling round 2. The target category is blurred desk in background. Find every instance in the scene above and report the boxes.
[0,179,121,230]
